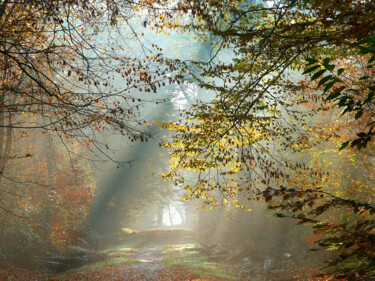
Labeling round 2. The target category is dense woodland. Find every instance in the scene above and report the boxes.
[0,0,374,280]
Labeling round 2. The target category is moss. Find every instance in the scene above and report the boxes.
[121,227,138,234]
[51,255,139,280]
[163,245,239,280]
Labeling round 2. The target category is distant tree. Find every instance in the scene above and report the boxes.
[0,127,95,266]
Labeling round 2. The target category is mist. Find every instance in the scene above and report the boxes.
[1,0,374,280]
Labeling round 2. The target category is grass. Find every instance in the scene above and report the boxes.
[102,244,140,255]
[51,254,140,280]
[121,227,138,234]
[136,228,197,243]
[163,243,196,253]
[162,244,240,280]
[84,255,139,270]
[51,241,142,281]
[49,228,237,280]
[119,229,239,280]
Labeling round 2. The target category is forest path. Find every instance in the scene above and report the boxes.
[1,229,324,280]
[121,246,173,280]
[43,229,233,280]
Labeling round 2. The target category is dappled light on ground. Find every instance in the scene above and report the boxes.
[1,229,344,281]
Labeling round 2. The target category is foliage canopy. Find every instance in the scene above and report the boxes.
[158,0,375,279]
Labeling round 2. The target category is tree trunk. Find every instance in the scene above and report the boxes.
[157,202,164,227]
[168,202,174,227]
[42,132,55,251]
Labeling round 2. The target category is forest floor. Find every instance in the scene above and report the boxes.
[0,229,336,281]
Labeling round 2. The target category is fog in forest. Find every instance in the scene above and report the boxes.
[1,0,374,280]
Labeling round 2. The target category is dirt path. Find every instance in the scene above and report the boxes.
[121,247,171,280]
[1,229,236,280]
[78,244,201,281]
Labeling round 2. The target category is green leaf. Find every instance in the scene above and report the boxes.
[339,141,350,151]
[323,58,331,65]
[359,37,373,44]
[306,58,318,65]
[322,58,335,71]
[337,68,344,76]
[355,110,363,119]
[317,75,333,87]
[338,96,348,107]
[324,81,336,93]
[311,69,326,80]
[341,105,354,116]
[274,213,285,218]
[364,92,375,103]
[359,76,370,80]
[303,65,320,75]
[326,64,335,71]
[359,47,372,55]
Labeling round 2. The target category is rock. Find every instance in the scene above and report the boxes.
[42,253,106,273]
[263,258,274,270]
[284,253,292,258]
[242,257,251,263]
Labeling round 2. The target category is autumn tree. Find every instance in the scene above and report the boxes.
[0,0,183,267]
[158,0,375,278]
[0,128,96,267]
[0,0,182,171]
